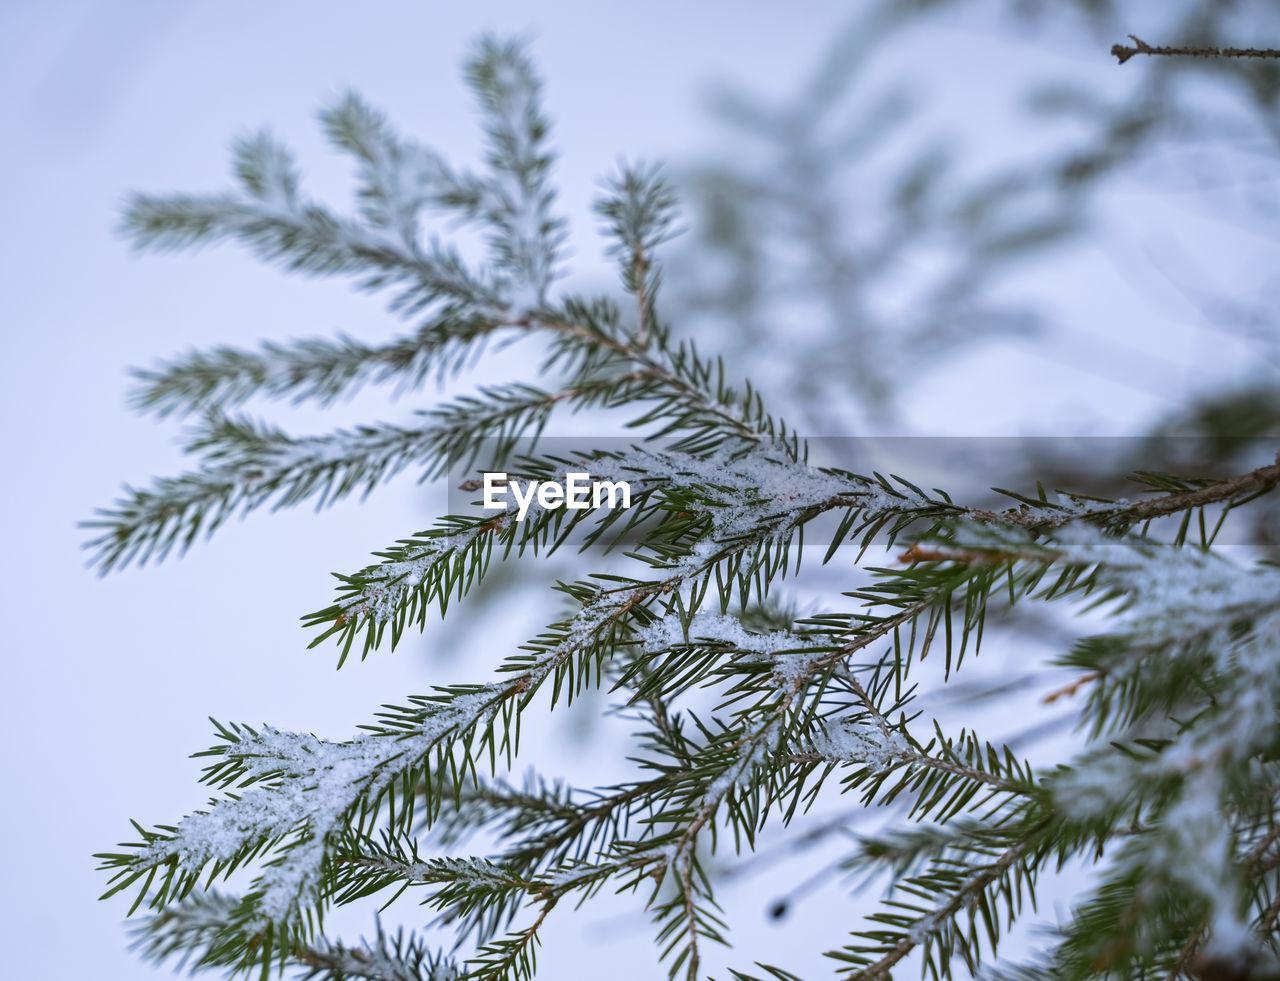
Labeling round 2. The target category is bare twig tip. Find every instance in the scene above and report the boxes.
[1112,34,1280,65]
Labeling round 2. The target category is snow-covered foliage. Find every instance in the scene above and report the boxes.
[90,33,1280,981]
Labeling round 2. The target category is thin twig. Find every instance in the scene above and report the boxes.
[1260,886,1280,935]
[1165,920,1206,981]
[634,243,651,348]
[1113,35,1280,65]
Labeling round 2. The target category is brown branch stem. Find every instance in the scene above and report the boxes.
[1113,35,1280,65]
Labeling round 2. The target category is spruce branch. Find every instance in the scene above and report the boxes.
[127,314,507,419]
[92,30,1280,981]
[131,890,458,981]
[594,164,679,348]
[837,831,1044,981]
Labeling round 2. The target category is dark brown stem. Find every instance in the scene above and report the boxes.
[1113,35,1280,65]
[1165,920,1206,981]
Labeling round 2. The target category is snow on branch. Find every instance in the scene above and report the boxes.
[93,30,1280,981]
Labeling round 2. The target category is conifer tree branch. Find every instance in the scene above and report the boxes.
[93,32,1280,981]
[843,833,1041,981]
[128,316,507,418]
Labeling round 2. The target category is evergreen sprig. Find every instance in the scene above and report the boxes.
[92,35,1280,981]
